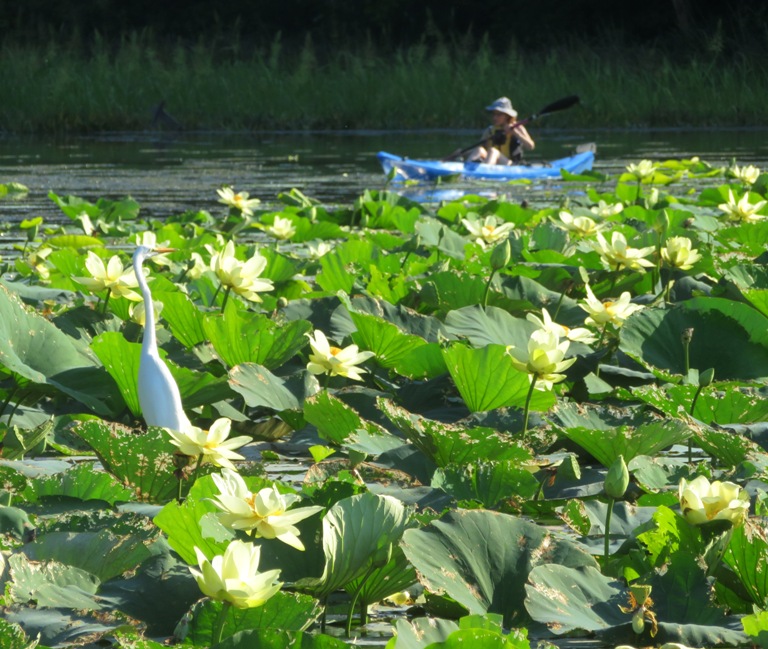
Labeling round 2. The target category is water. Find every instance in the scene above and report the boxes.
[1,128,768,228]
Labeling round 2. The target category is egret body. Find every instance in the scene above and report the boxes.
[132,245,191,431]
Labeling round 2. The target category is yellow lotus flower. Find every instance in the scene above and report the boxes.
[307,241,333,259]
[660,237,701,270]
[189,541,282,609]
[209,469,323,550]
[557,211,605,236]
[211,240,274,303]
[461,215,515,248]
[729,163,760,185]
[306,330,375,381]
[507,329,577,391]
[590,200,624,217]
[526,308,596,345]
[128,299,163,327]
[166,418,251,471]
[265,215,296,241]
[579,284,643,327]
[217,187,261,217]
[678,475,749,527]
[73,251,141,300]
[592,231,655,273]
[626,159,655,180]
[718,189,767,223]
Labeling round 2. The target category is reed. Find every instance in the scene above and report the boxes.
[2,34,767,133]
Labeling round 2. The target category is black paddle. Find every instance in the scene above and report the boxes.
[443,95,580,161]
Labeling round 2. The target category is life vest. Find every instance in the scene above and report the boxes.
[487,127,524,163]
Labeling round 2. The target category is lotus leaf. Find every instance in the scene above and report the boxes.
[228,362,305,412]
[215,628,351,648]
[401,509,597,626]
[156,291,206,349]
[9,552,102,609]
[432,461,540,509]
[386,617,460,649]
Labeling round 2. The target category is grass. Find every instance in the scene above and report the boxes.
[2,32,768,134]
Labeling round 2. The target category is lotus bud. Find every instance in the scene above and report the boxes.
[681,328,694,345]
[699,367,715,387]
[605,455,629,499]
[490,239,512,271]
[632,608,645,634]
[277,296,289,309]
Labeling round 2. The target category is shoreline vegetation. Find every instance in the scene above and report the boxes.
[2,35,768,134]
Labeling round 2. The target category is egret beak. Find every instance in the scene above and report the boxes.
[154,247,177,254]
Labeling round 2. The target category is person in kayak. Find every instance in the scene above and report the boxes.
[467,97,535,165]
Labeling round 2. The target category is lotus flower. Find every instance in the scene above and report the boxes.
[718,189,767,223]
[678,475,750,527]
[73,251,141,301]
[526,308,596,344]
[211,240,274,303]
[306,330,375,381]
[579,284,643,328]
[507,329,577,391]
[217,187,261,217]
[462,215,515,248]
[592,231,655,273]
[265,215,297,240]
[557,211,605,236]
[209,469,323,550]
[189,540,281,608]
[729,163,760,185]
[626,159,655,180]
[590,200,624,217]
[166,418,251,470]
[660,236,701,270]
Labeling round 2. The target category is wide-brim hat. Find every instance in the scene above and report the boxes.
[485,97,517,118]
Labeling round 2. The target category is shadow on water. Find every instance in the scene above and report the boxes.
[1,128,767,226]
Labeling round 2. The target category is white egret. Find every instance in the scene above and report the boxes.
[132,245,191,432]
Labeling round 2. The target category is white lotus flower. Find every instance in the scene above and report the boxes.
[209,469,323,550]
[729,164,760,185]
[678,475,749,527]
[557,211,605,236]
[217,187,261,217]
[462,215,515,248]
[660,237,701,270]
[73,251,141,300]
[307,241,333,259]
[306,330,375,381]
[166,418,251,470]
[507,328,577,391]
[211,240,274,303]
[189,540,282,608]
[590,200,624,217]
[626,159,655,180]
[718,189,767,223]
[265,215,296,241]
[592,231,655,273]
[526,308,597,345]
[579,284,643,328]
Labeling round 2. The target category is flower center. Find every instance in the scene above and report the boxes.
[330,346,343,356]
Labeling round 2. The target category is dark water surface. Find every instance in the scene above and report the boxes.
[1,128,768,226]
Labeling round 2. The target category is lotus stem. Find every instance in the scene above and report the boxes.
[346,565,376,637]
[220,286,232,313]
[522,375,537,434]
[604,497,615,560]
[102,290,111,315]
[212,600,232,645]
[482,269,498,307]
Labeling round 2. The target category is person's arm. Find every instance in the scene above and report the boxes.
[513,123,535,150]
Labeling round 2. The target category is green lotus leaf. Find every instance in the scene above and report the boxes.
[295,492,411,598]
[316,252,356,293]
[45,234,105,249]
[344,544,417,607]
[387,617,460,649]
[378,398,532,467]
[22,530,151,582]
[0,505,33,538]
[204,307,311,369]
[3,607,122,648]
[420,271,495,313]
[216,628,350,649]
[720,523,768,609]
[443,305,534,349]
[442,343,556,413]
[8,553,102,609]
[303,390,392,447]
[401,509,597,626]
[156,291,206,349]
[228,362,306,412]
[619,298,768,380]
[719,221,768,256]
[649,622,747,648]
[348,311,446,379]
[73,420,180,503]
[178,592,322,645]
[557,419,692,467]
[0,619,31,649]
[694,426,762,466]
[630,383,768,425]
[0,283,114,416]
[91,331,142,416]
[153,474,233,565]
[525,564,627,633]
[742,610,768,646]
[424,629,524,648]
[24,462,133,505]
[432,461,540,509]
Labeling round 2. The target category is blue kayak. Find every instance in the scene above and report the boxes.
[377,149,595,182]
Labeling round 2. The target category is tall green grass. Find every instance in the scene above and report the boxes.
[2,33,767,133]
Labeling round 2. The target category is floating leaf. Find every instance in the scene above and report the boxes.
[25,462,133,505]
[229,363,305,412]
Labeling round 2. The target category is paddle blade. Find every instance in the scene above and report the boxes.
[537,95,580,117]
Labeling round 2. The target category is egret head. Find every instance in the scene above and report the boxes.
[133,245,176,265]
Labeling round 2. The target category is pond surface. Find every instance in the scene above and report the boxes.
[1,128,767,228]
